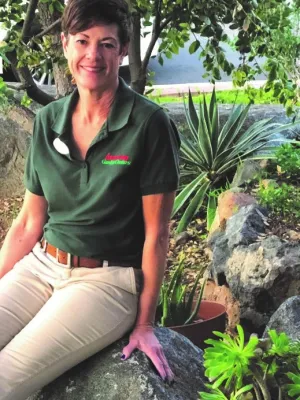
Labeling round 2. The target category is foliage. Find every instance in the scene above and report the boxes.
[1,0,300,102]
[275,143,300,177]
[156,254,207,327]
[172,89,297,233]
[199,325,300,399]
[0,77,13,108]
[20,92,32,107]
[257,181,300,220]
[137,0,300,110]
[199,385,254,400]
[240,0,300,116]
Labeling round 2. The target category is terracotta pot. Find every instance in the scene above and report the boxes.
[168,300,227,349]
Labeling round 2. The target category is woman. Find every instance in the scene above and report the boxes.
[0,0,180,398]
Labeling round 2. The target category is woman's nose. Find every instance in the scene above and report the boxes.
[86,45,103,60]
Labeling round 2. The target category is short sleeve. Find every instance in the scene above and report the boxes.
[24,118,44,196]
[140,108,180,196]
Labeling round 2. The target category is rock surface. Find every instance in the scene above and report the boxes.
[263,296,300,341]
[209,190,257,238]
[208,204,300,334]
[0,104,34,198]
[27,328,207,400]
[231,159,269,188]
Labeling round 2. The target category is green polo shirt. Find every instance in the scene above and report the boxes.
[25,77,180,267]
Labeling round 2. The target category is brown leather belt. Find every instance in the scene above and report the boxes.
[40,239,134,268]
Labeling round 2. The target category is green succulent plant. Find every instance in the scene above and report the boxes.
[199,326,300,400]
[157,254,207,327]
[173,89,300,233]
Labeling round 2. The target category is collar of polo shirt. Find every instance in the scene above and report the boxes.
[51,77,136,137]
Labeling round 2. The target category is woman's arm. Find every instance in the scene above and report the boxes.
[136,191,175,326]
[0,190,48,279]
[122,191,175,382]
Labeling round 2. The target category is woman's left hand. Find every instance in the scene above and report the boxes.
[121,325,174,383]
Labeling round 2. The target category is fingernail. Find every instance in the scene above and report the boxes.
[121,354,125,360]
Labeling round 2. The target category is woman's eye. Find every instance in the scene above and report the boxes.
[77,40,87,45]
[102,43,114,49]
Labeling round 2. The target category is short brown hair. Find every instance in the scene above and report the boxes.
[62,0,131,47]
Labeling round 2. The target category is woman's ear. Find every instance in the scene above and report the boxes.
[61,32,68,57]
[120,42,129,58]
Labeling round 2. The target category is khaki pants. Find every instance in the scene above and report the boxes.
[0,243,140,400]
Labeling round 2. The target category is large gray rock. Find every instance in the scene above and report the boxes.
[208,205,300,334]
[28,328,207,400]
[0,104,34,198]
[264,296,300,341]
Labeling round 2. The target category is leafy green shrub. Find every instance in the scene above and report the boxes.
[276,144,300,177]
[257,181,300,219]
[199,325,300,399]
[156,255,206,327]
[0,77,13,108]
[172,89,298,233]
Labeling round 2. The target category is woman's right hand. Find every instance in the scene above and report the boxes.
[121,324,174,383]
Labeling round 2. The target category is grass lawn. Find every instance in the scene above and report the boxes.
[148,87,284,105]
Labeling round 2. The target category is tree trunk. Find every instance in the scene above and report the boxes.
[128,12,147,94]
[38,1,73,98]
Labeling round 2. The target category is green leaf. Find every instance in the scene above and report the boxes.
[207,195,217,230]
[176,179,211,233]
[185,277,207,324]
[172,172,208,216]
[243,16,250,31]
[189,40,200,54]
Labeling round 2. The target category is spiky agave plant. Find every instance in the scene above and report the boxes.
[173,89,299,233]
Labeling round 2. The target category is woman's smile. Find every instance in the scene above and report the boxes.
[80,66,106,73]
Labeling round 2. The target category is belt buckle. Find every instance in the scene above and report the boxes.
[56,248,72,267]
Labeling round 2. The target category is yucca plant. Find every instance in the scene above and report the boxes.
[173,89,300,233]
[156,255,207,327]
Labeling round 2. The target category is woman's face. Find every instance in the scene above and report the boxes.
[61,23,127,92]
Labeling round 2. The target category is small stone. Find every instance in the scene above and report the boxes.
[287,230,300,241]
[175,231,191,246]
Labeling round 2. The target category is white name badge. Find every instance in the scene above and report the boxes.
[53,138,70,155]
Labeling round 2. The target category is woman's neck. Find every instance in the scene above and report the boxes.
[75,81,118,124]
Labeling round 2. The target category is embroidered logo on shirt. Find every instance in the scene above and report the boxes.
[102,153,131,165]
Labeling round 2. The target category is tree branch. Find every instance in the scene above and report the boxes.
[5,50,55,105]
[6,83,28,91]
[160,14,173,32]
[21,0,39,43]
[153,0,162,34]
[34,18,62,41]
[141,13,173,72]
